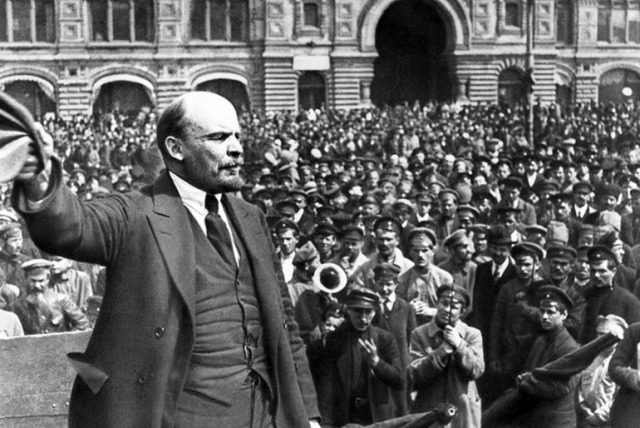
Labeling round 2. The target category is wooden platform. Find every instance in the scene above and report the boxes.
[0,331,91,427]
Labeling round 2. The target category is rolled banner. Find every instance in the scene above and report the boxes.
[0,91,45,183]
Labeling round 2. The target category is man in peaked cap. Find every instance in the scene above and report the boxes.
[580,245,640,343]
[509,284,580,428]
[584,183,622,225]
[337,225,368,278]
[350,217,413,292]
[9,259,90,335]
[0,222,31,292]
[409,283,483,428]
[409,191,434,226]
[438,230,477,315]
[371,262,417,416]
[620,187,640,246]
[550,192,583,248]
[396,227,453,326]
[544,245,586,340]
[494,175,537,226]
[307,287,403,426]
[312,223,339,264]
[275,219,300,286]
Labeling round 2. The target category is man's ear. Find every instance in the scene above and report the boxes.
[164,136,184,161]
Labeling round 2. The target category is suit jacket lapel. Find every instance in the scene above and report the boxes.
[147,172,196,322]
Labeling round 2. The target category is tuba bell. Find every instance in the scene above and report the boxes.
[313,263,347,294]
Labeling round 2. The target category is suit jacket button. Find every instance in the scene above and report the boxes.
[138,375,145,384]
[154,327,165,338]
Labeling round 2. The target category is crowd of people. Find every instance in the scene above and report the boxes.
[3,98,640,427]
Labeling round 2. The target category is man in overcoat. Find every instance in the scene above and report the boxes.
[10,92,319,427]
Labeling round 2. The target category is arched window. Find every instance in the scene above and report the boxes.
[190,0,248,41]
[599,69,640,104]
[89,0,154,42]
[0,0,55,42]
[556,0,573,44]
[94,81,153,116]
[498,68,526,107]
[298,72,326,110]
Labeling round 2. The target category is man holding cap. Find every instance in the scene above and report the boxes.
[308,288,403,426]
[512,285,580,428]
[581,245,640,343]
[397,227,453,326]
[409,284,483,428]
[9,259,89,335]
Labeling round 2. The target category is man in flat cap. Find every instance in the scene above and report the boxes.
[470,224,492,265]
[0,222,32,293]
[550,193,583,248]
[488,242,545,403]
[409,284,483,428]
[308,288,404,426]
[494,176,537,226]
[312,223,340,264]
[397,228,453,326]
[433,189,459,242]
[337,225,368,278]
[510,285,580,428]
[408,192,433,226]
[584,183,622,225]
[580,245,640,343]
[372,263,417,417]
[544,245,587,340]
[350,217,413,291]
[9,259,89,335]
[438,230,477,314]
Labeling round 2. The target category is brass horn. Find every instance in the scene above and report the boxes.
[313,263,347,294]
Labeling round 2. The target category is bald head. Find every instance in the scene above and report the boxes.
[156,92,244,193]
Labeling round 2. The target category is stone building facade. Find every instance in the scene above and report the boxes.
[1,0,640,117]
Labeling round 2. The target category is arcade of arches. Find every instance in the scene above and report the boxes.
[371,0,456,106]
[93,81,154,117]
[2,81,55,118]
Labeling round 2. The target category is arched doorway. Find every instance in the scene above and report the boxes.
[599,69,640,105]
[298,72,326,110]
[2,80,56,118]
[498,68,527,107]
[556,84,572,108]
[94,81,153,117]
[195,79,250,113]
[371,0,456,106]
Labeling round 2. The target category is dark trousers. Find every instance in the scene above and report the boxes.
[175,371,275,428]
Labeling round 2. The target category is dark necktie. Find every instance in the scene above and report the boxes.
[205,194,235,266]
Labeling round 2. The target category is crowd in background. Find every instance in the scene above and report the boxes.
[3,99,640,427]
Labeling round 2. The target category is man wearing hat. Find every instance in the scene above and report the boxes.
[488,242,545,404]
[494,175,537,226]
[577,314,627,428]
[510,285,580,428]
[0,222,32,292]
[308,288,403,426]
[571,181,597,222]
[291,242,327,345]
[523,154,544,193]
[397,227,453,326]
[433,189,459,242]
[544,245,586,340]
[584,183,622,225]
[580,245,640,343]
[470,223,492,265]
[350,217,413,291]
[9,259,90,335]
[496,206,525,244]
[337,226,368,278]
[312,223,339,264]
[438,230,477,314]
[371,263,417,417]
[408,192,433,226]
[409,284,483,428]
[551,193,583,247]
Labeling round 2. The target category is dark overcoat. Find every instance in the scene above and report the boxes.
[13,160,319,427]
